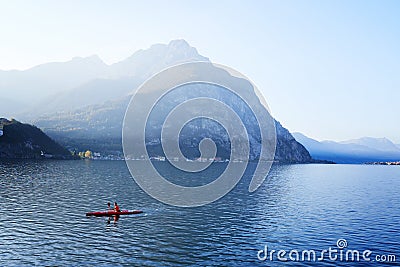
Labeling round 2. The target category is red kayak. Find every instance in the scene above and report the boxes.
[86,210,143,217]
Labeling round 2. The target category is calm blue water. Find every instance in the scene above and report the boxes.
[0,160,399,266]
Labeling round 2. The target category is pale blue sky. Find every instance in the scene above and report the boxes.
[1,0,399,142]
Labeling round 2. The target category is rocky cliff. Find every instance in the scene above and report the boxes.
[274,121,312,163]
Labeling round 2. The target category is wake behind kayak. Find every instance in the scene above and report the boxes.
[86,210,143,217]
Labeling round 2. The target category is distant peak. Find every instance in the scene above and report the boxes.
[168,39,190,47]
[120,39,209,66]
[71,55,103,63]
[345,136,392,143]
[88,54,102,60]
[146,39,193,51]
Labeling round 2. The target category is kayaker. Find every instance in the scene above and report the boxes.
[114,202,120,212]
[107,202,112,211]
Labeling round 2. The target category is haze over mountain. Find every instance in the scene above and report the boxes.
[0,40,208,117]
[293,132,400,163]
[0,55,108,105]
[340,137,400,153]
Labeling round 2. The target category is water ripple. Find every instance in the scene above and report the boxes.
[0,161,399,266]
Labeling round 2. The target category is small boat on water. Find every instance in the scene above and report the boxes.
[86,210,143,217]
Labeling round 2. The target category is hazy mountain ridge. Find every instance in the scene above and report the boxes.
[2,40,209,118]
[108,40,208,79]
[31,78,138,116]
[293,132,400,163]
[0,55,109,104]
[340,137,400,152]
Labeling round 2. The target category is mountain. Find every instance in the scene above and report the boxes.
[340,137,400,152]
[12,40,209,118]
[33,65,312,163]
[274,122,312,163]
[0,118,74,159]
[108,39,209,79]
[3,39,312,163]
[0,55,109,110]
[36,100,313,163]
[293,132,400,163]
[30,78,138,116]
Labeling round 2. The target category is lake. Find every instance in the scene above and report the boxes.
[0,160,399,266]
